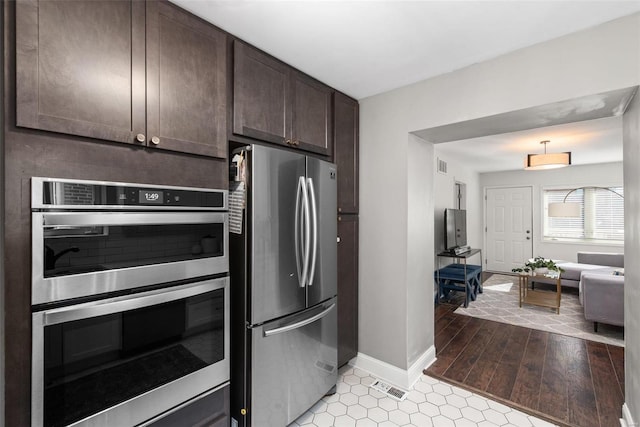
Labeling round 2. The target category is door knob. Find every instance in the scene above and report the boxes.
[135,133,146,143]
[150,136,160,145]
[526,237,531,240]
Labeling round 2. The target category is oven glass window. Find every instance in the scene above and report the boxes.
[42,289,224,427]
[43,223,224,278]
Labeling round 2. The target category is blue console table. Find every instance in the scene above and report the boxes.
[435,248,483,307]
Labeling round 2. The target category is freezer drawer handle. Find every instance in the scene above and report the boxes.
[263,303,335,337]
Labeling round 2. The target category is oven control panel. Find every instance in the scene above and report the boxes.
[32,177,227,210]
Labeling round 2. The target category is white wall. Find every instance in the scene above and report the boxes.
[433,151,481,253]
[406,135,434,366]
[480,162,624,264]
[622,88,639,426]
[359,100,410,370]
[359,12,639,384]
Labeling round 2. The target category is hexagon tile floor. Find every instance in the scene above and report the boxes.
[290,365,558,427]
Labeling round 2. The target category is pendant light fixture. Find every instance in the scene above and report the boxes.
[525,140,571,170]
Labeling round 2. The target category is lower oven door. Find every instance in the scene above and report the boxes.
[32,277,229,427]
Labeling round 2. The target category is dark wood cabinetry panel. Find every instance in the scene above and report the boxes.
[16,0,146,144]
[16,0,228,158]
[233,40,333,156]
[334,92,359,214]
[146,1,227,158]
[291,71,333,156]
[233,40,289,144]
[338,215,358,367]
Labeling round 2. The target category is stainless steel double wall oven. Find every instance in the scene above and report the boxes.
[30,177,230,427]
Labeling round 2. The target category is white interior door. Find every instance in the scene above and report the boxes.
[485,187,533,272]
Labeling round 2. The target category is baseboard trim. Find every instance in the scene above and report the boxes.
[621,403,638,427]
[351,346,436,390]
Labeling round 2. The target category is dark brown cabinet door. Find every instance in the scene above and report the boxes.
[291,71,333,156]
[334,93,359,214]
[233,40,333,156]
[146,1,228,158]
[16,0,146,144]
[338,215,358,367]
[16,0,227,159]
[233,40,290,145]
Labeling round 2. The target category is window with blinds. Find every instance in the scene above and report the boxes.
[543,187,624,242]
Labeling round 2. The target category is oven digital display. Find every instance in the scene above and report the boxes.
[139,190,164,204]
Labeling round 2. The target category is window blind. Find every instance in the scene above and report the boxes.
[543,187,623,242]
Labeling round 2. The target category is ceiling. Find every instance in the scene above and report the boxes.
[170,0,640,100]
[420,87,636,173]
[169,0,640,172]
[433,115,624,173]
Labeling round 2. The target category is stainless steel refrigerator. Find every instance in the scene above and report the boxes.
[230,144,338,427]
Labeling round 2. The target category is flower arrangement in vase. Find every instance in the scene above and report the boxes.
[511,256,564,276]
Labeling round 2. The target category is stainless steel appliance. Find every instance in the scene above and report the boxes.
[31,177,228,305]
[30,178,230,427]
[229,144,337,427]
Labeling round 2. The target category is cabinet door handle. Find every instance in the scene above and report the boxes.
[136,133,146,143]
[150,136,160,145]
[285,139,292,145]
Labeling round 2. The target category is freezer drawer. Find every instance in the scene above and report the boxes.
[250,299,337,426]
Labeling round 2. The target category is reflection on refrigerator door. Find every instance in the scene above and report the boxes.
[230,143,338,427]
[251,300,337,426]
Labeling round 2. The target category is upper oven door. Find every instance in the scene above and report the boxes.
[32,211,228,305]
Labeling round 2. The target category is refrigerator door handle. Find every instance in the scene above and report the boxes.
[301,177,311,288]
[263,303,335,337]
[296,176,311,288]
[306,178,318,287]
[295,176,304,287]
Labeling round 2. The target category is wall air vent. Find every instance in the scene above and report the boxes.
[437,158,448,175]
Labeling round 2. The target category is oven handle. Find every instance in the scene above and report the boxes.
[40,278,227,326]
[39,211,226,227]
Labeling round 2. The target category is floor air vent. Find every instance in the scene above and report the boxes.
[369,379,408,401]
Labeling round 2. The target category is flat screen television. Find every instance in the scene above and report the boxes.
[445,208,467,251]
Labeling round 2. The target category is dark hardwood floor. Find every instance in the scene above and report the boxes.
[426,301,625,427]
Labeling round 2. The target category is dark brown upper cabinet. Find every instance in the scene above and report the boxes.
[337,214,358,367]
[16,0,228,159]
[334,93,359,214]
[146,1,227,158]
[233,40,333,157]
